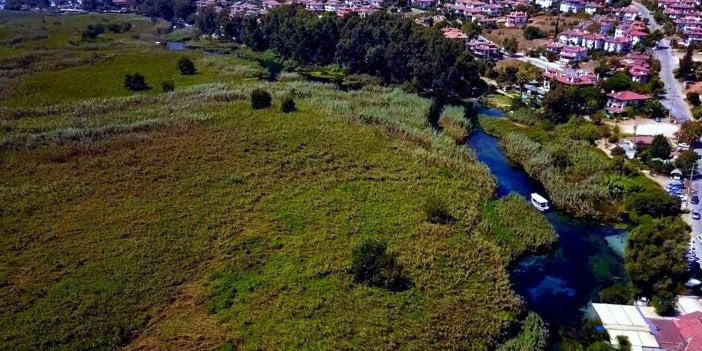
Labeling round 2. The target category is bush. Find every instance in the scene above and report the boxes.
[523,26,546,40]
[81,23,105,40]
[250,89,272,109]
[687,92,701,107]
[281,96,296,113]
[599,283,633,304]
[124,73,149,91]
[161,80,175,92]
[350,239,411,292]
[177,57,197,75]
[611,145,625,156]
[424,196,453,224]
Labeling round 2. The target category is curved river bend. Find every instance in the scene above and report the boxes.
[466,110,628,334]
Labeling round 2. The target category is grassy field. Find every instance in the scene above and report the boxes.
[0,12,559,350]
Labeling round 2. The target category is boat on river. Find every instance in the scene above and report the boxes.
[530,193,550,211]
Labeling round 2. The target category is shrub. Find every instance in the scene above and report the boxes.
[350,239,411,291]
[424,196,453,224]
[161,80,175,92]
[523,26,546,40]
[250,89,272,109]
[599,283,633,304]
[124,73,149,91]
[687,92,701,107]
[81,23,105,40]
[611,145,625,156]
[281,96,296,113]
[177,57,197,75]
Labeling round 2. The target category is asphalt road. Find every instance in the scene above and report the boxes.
[654,39,694,121]
[632,1,662,32]
[631,2,693,121]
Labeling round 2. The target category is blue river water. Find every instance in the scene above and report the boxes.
[466,109,628,331]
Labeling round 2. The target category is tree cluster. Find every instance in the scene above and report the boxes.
[221,6,486,97]
[350,239,411,292]
[625,218,688,315]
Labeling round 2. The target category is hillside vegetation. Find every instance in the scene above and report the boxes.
[0,12,557,350]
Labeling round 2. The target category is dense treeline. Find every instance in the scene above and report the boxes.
[219,5,486,97]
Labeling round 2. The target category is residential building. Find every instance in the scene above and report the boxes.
[606,90,650,115]
[468,38,502,60]
[533,0,555,8]
[559,0,585,13]
[505,11,528,27]
[559,45,588,63]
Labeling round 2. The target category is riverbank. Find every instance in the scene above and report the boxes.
[467,119,628,348]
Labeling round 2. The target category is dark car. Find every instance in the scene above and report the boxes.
[693,195,700,205]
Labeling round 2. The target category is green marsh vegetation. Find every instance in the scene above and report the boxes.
[480,112,689,315]
[0,12,558,351]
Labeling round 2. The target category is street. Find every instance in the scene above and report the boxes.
[654,39,694,121]
[632,1,661,32]
[630,2,693,121]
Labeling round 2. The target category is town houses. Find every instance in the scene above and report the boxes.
[550,10,651,56]
[656,0,702,45]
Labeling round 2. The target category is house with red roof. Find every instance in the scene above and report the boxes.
[543,68,597,87]
[606,90,650,116]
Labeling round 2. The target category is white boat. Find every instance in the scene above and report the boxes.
[530,193,550,211]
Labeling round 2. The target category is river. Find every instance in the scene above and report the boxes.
[467,109,629,343]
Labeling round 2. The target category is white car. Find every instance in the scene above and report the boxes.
[693,210,701,220]
[697,235,702,243]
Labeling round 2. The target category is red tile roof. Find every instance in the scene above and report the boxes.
[675,311,702,351]
[607,90,650,101]
[650,318,685,351]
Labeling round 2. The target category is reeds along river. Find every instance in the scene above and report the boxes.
[467,109,628,333]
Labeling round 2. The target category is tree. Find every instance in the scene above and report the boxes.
[425,96,445,129]
[195,6,220,35]
[627,192,680,218]
[599,283,632,304]
[687,92,701,107]
[461,20,483,39]
[177,57,197,75]
[611,146,625,156]
[679,120,702,144]
[350,239,410,291]
[124,73,149,91]
[250,89,272,109]
[599,71,633,92]
[625,218,688,302]
[542,85,583,124]
[523,26,546,40]
[281,96,296,113]
[161,80,175,92]
[674,150,700,175]
[677,45,694,79]
[648,134,672,159]
[642,99,667,119]
[502,37,518,55]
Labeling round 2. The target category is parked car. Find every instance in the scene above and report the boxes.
[693,210,701,220]
[693,196,700,205]
[697,234,702,243]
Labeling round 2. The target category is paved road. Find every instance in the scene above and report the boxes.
[654,39,694,121]
[632,1,662,32]
[631,2,693,120]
